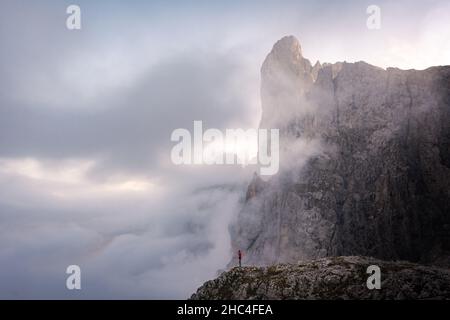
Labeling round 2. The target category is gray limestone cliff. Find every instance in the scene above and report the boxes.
[229,35,450,268]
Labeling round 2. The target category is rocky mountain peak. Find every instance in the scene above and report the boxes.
[260,36,314,129]
[232,36,450,268]
[269,35,303,61]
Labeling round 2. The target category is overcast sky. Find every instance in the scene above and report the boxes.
[0,0,449,299]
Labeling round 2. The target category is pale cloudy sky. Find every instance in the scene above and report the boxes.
[0,0,449,298]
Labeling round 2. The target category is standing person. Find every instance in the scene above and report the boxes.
[238,250,242,267]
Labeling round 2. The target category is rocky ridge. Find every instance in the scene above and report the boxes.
[192,256,450,300]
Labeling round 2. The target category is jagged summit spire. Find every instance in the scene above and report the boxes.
[260,35,314,129]
[270,35,303,61]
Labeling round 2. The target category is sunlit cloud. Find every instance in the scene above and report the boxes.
[0,158,157,198]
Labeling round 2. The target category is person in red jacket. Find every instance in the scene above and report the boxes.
[238,250,242,267]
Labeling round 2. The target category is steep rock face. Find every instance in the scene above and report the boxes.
[229,36,450,267]
[192,256,450,300]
